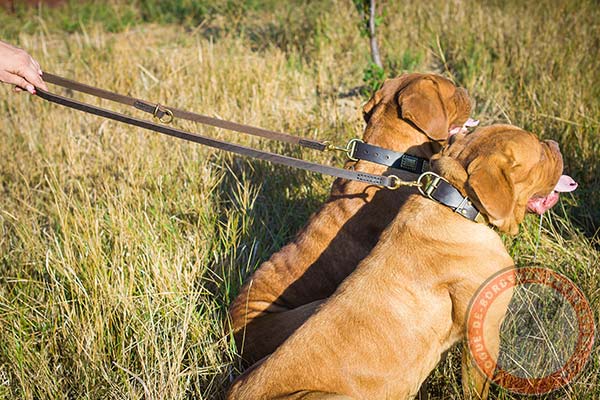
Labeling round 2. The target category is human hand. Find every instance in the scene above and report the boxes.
[0,40,47,94]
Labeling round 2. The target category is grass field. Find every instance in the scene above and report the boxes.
[0,0,598,399]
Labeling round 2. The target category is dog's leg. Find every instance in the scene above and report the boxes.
[462,277,514,400]
[461,343,489,400]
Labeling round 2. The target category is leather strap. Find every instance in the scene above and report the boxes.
[350,141,429,174]
[430,181,481,221]
[42,73,328,151]
[34,85,400,189]
[419,173,484,222]
[41,73,429,172]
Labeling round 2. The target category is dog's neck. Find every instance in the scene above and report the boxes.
[364,118,440,153]
[396,196,500,257]
[328,120,446,214]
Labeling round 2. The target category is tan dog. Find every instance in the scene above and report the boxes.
[227,125,570,400]
[229,73,473,364]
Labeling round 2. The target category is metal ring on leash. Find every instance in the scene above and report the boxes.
[153,104,174,124]
[345,138,363,161]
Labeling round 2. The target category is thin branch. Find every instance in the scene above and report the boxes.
[368,0,383,68]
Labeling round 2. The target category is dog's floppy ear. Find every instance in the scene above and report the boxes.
[465,154,521,235]
[362,87,383,123]
[363,75,412,123]
[398,77,448,141]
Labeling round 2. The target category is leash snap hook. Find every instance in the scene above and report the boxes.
[386,174,421,190]
[323,138,363,161]
[153,104,174,124]
[323,141,348,153]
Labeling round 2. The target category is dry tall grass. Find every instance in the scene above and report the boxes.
[0,1,598,399]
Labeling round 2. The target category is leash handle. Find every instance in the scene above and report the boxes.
[34,82,405,189]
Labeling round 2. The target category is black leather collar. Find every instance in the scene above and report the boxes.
[349,141,429,174]
[418,172,486,223]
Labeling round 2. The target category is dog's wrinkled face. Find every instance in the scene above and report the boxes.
[431,125,576,235]
[362,73,472,143]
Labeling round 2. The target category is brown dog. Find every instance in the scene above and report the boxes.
[229,73,473,364]
[227,125,570,399]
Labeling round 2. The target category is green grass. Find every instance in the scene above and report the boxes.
[0,0,598,398]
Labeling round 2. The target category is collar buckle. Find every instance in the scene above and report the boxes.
[417,171,447,199]
[416,171,486,224]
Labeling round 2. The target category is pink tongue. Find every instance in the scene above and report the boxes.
[526,174,578,215]
[449,118,479,136]
[463,118,480,128]
[554,175,578,192]
[527,192,560,215]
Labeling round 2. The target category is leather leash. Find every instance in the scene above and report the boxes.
[39,73,429,172]
[35,73,425,190]
[33,76,486,223]
[41,73,329,151]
